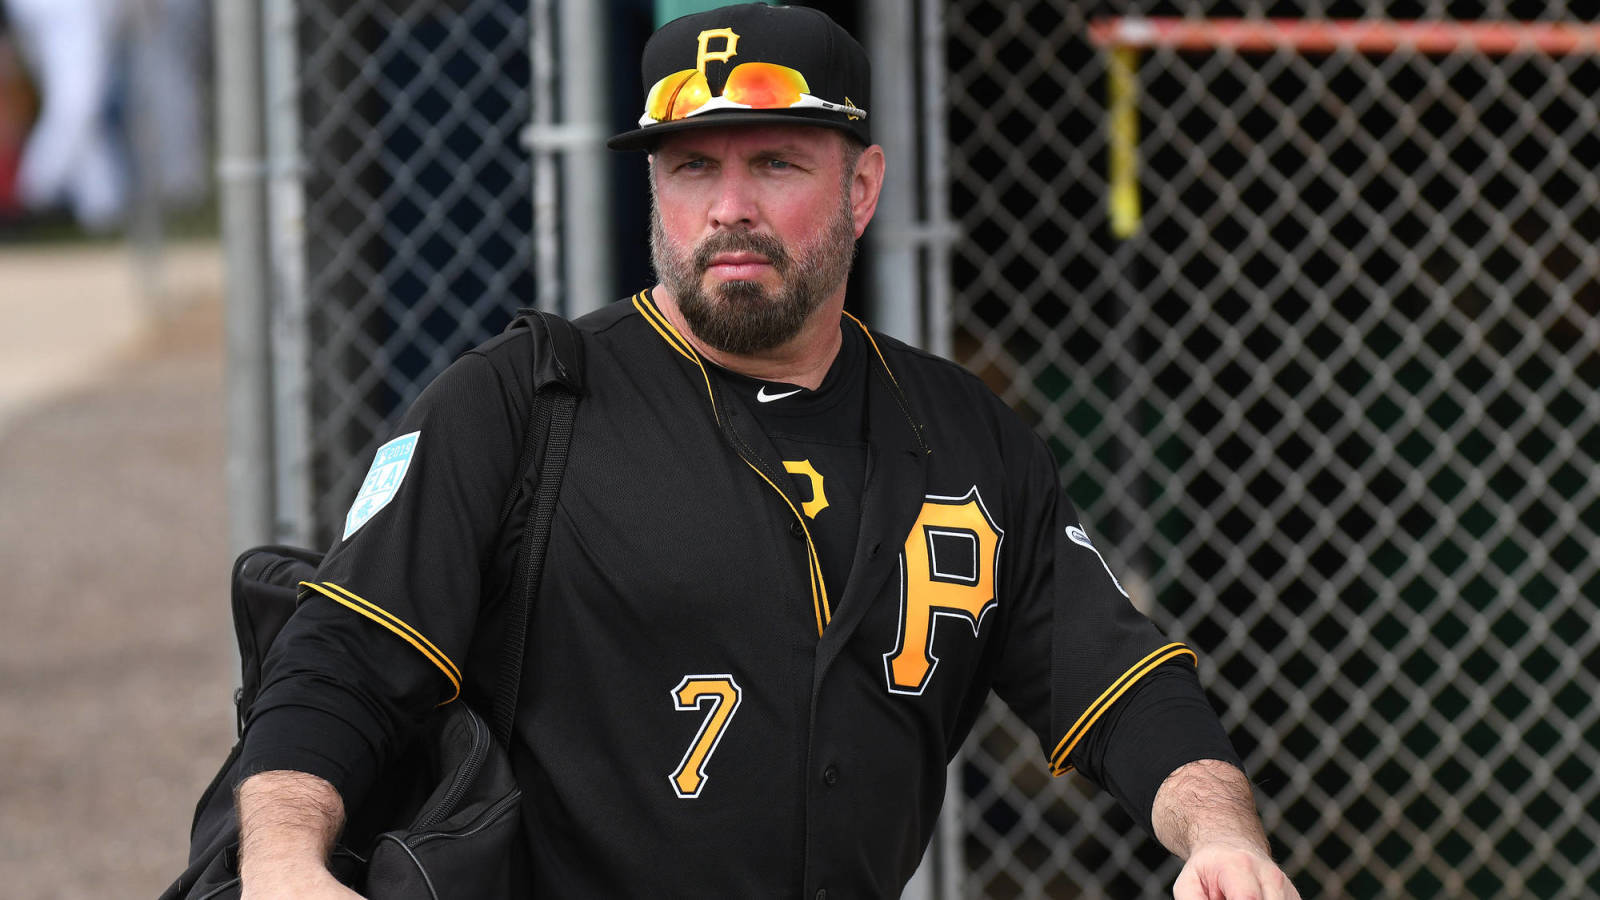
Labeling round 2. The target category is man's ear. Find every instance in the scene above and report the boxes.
[851,144,887,238]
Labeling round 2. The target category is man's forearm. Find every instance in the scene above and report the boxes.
[1151,758,1300,898]
[1150,758,1269,859]
[236,770,348,892]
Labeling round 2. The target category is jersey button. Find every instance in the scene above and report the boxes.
[822,764,839,786]
[789,519,805,540]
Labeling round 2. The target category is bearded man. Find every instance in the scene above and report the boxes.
[229,5,1299,898]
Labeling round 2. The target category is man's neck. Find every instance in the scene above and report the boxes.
[650,284,846,390]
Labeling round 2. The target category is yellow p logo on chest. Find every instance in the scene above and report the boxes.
[782,459,829,519]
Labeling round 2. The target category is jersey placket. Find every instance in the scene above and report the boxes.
[634,291,835,636]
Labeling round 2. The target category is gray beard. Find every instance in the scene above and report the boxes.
[650,197,857,355]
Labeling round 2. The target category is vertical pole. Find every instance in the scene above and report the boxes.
[866,0,920,347]
[528,0,561,313]
[214,0,276,556]
[556,0,613,315]
[262,0,312,544]
[917,0,952,361]
[866,0,955,356]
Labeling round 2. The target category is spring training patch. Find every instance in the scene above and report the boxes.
[1065,524,1129,599]
[343,431,420,540]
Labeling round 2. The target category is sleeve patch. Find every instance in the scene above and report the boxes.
[343,431,420,540]
[1066,524,1129,599]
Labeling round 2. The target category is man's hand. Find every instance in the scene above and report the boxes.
[237,770,366,900]
[1171,838,1299,899]
[1151,759,1301,899]
[239,862,364,900]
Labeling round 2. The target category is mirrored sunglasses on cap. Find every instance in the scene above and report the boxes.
[639,61,868,126]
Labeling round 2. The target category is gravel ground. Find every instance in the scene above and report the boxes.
[0,265,235,898]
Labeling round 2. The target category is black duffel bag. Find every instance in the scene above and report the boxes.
[171,681,523,899]
[161,311,581,899]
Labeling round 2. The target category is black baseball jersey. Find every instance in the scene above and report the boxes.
[246,290,1204,897]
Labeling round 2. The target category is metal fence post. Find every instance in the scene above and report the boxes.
[866,0,956,356]
[525,0,613,317]
[261,0,312,544]
[214,0,275,557]
[867,0,921,347]
[557,0,613,315]
[528,0,561,314]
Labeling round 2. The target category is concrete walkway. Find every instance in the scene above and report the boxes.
[0,240,224,432]
[0,239,236,897]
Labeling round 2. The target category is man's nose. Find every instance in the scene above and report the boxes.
[707,169,759,229]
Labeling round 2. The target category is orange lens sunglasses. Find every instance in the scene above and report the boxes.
[640,62,866,126]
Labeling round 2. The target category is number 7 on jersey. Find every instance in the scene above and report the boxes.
[669,674,742,799]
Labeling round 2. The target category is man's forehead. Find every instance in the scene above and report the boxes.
[651,123,843,159]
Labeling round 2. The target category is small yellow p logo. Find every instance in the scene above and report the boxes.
[782,459,829,519]
[696,28,740,74]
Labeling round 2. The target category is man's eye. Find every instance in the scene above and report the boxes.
[765,158,793,170]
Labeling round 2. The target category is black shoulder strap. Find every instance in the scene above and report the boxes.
[495,310,584,527]
[511,307,584,393]
[489,309,582,748]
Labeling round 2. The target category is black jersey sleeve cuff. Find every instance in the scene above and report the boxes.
[236,704,383,808]
[1066,660,1244,840]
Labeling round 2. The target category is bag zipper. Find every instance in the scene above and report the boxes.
[409,708,490,831]
[399,788,522,850]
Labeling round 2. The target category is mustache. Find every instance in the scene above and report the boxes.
[692,230,791,274]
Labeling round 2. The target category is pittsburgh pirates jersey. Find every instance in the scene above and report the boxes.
[246,290,1202,897]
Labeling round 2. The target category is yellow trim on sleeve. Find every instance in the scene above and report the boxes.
[1048,642,1197,775]
[300,581,463,704]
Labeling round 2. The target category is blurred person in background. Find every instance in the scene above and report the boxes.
[0,0,205,232]
[1,0,127,230]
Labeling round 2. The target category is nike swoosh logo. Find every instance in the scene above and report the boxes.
[757,386,804,403]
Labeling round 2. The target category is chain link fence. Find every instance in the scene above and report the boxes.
[292,0,535,543]
[943,1,1598,896]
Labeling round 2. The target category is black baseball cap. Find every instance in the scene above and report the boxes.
[607,3,871,151]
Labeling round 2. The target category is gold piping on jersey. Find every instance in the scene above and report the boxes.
[301,581,464,704]
[632,289,833,635]
[843,311,898,387]
[1047,641,1197,775]
[742,460,832,632]
[633,290,699,363]
[634,290,726,424]
[843,310,929,456]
